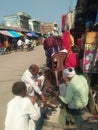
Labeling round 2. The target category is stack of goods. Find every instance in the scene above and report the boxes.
[44,36,63,68]
[74,12,85,48]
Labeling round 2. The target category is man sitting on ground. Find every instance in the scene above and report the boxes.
[21,64,46,102]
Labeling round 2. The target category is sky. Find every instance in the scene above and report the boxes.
[0,0,77,28]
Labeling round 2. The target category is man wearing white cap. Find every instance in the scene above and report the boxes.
[59,67,89,129]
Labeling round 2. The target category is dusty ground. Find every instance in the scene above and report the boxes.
[0,45,46,130]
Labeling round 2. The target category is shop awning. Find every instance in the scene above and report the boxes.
[29,31,39,37]
[17,32,25,36]
[25,32,33,37]
[8,30,21,37]
[0,30,13,37]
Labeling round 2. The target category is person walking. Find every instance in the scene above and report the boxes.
[4,81,41,130]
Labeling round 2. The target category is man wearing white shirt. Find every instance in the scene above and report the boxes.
[17,38,24,50]
[4,81,41,130]
[25,38,31,45]
[21,64,46,102]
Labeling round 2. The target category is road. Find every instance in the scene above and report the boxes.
[0,45,46,130]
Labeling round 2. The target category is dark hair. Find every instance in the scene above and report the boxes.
[12,81,26,95]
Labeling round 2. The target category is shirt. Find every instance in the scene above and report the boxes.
[17,39,23,46]
[59,75,89,109]
[25,39,31,45]
[21,69,42,96]
[4,96,40,130]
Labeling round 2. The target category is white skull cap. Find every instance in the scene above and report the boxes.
[63,67,76,77]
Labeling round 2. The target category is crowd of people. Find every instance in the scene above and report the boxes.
[0,36,41,55]
[4,24,98,130]
[4,64,47,130]
[4,64,89,130]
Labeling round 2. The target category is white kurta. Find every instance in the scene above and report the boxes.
[4,96,41,130]
[21,69,45,96]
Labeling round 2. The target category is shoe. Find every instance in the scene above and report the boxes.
[70,116,75,125]
[70,119,75,125]
[66,119,70,125]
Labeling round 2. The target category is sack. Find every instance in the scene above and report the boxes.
[87,91,98,114]
[44,36,63,50]
[86,32,97,44]
[65,50,77,68]
[54,36,63,47]
[62,31,72,50]
[44,37,55,50]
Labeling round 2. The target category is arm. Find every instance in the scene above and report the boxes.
[26,98,41,121]
[59,85,73,104]
[26,75,46,102]
[26,75,42,95]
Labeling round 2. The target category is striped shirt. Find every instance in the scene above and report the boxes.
[59,75,89,109]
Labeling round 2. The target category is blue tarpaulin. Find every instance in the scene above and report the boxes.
[8,30,21,37]
[26,32,33,37]
[29,31,39,37]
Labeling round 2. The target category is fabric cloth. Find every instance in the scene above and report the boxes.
[62,31,72,51]
[65,50,77,68]
[21,69,45,96]
[17,39,24,46]
[35,108,46,130]
[25,38,31,45]
[59,74,89,109]
[70,34,74,47]
[59,83,66,97]
[4,96,40,130]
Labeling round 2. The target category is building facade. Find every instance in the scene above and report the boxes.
[4,12,31,30]
[29,19,40,33]
[40,22,59,35]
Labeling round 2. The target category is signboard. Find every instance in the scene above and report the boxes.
[4,15,20,28]
[83,32,98,73]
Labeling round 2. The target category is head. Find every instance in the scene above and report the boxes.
[29,64,39,75]
[63,67,76,84]
[12,81,27,97]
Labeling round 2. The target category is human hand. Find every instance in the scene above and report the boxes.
[37,79,41,86]
[31,96,37,104]
[41,93,46,102]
